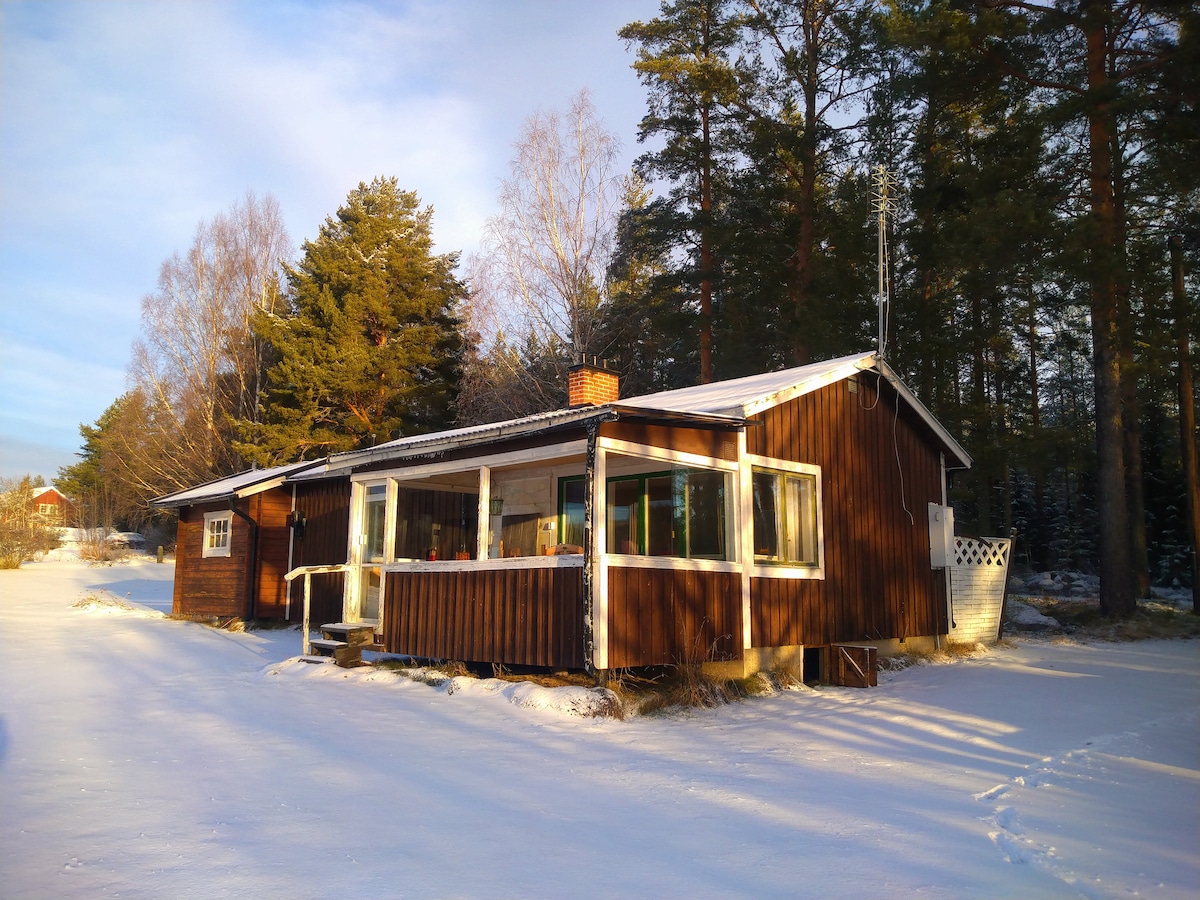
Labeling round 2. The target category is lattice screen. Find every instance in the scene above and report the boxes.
[953,536,1011,568]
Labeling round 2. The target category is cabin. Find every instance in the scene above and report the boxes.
[33,487,74,525]
[155,351,1005,681]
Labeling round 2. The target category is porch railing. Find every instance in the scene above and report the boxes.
[284,564,352,655]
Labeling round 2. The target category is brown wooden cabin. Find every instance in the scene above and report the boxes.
[154,351,972,678]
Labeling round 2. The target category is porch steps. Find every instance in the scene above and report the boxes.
[309,622,379,668]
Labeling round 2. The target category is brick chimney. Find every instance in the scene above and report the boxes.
[568,360,619,407]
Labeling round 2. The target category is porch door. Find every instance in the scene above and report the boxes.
[358,483,386,623]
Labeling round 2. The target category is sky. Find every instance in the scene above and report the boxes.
[0,0,659,483]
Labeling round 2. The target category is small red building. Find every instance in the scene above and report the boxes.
[155,352,981,679]
[33,487,75,525]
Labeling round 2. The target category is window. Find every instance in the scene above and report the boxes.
[559,477,586,549]
[752,468,818,566]
[202,511,232,558]
[559,468,729,561]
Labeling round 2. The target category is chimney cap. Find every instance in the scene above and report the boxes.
[569,356,613,373]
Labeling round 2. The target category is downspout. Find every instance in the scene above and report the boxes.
[230,498,258,622]
[582,421,598,678]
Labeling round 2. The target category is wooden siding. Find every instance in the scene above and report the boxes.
[601,421,739,460]
[289,478,351,623]
[748,377,949,646]
[383,566,585,668]
[249,489,293,619]
[173,502,247,619]
[606,565,742,668]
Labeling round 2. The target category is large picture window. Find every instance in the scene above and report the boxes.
[752,468,819,566]
[202,511,232,559]
[559,468,729,561]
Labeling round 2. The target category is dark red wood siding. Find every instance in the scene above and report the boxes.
[600,421,739,460]
[383,566,585,668]
[748,377,949,646]
[173,502,248,619]
[250,489,293,619]
[287,478,351,623]
[606,565,742,667]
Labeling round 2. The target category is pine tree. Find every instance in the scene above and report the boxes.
[240,178,466,464]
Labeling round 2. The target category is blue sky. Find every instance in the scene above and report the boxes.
[0,0,658,482]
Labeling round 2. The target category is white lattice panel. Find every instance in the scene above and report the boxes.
[949,537,1012,644]
[954,536,1011,568]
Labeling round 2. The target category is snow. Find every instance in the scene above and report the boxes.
[2,559,1197,900]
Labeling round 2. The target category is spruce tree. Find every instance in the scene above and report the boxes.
[241,178,466,464]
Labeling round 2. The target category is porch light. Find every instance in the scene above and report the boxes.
[489,495,504,517]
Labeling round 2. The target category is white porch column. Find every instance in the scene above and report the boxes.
[592,443,608,671]
[477,465,492,560]
[738,430,753,655]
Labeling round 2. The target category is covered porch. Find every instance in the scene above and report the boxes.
[300,413,749,672]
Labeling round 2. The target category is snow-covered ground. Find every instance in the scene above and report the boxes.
[2,559,1197,900]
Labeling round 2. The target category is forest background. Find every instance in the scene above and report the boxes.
[50,0,1199,617]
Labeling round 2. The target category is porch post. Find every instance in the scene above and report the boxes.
[582,424,599,674]
[738,430,753,659]
[477,466,492,560]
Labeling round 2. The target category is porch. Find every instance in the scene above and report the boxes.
[287,418,749,672]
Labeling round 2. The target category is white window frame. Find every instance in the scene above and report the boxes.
[202,511,233,558]
[746,455,824,580]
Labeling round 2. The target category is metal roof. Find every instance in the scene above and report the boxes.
[151,459,326,508]
[156,348,970,504]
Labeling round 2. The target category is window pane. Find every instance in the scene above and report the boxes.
[607,479,641,554]
[501,513,539,557]
[784,474,817,565]
[364,484,386,561]
[686,470,726,559]
[646,475,676,557]
[752,472,781,559]
[560,479,585,548]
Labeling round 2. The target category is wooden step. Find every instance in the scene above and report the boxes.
[309,638,348,653]
[320,623,378,646]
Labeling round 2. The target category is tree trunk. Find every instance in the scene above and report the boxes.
[1112,121,1149,596]
[699,96,715,384]
[1084,2,1135,617]
[1170,236,1200,613]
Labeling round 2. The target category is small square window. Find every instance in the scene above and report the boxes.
[202,511,232,558]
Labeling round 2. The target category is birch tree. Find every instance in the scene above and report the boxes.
[127,192,290,491]
[467,90,623,414]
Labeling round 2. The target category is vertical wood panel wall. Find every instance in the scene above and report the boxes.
[748,378,948,647]
[606,566,742,668]
[291,478,351,623]
[250,489,293,619]
[173,502,247,619]
[384,566,585,668]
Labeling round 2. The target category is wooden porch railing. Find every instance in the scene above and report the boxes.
[284,564,352,655]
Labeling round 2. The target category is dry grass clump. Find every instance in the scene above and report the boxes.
[372,658,472,686]
[171,613,246,632]
[71,590,141,612]
[878,640,994,672]
[1022,597,1200,641]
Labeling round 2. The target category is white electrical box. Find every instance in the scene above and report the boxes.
[928,503,955,568]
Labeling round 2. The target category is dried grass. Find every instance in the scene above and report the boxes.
[1020,597,1200,642]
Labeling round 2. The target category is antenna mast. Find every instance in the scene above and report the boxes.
[872,165,897,359]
